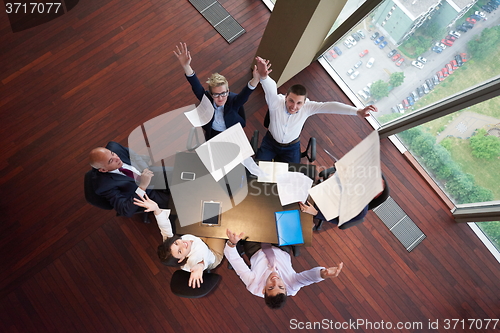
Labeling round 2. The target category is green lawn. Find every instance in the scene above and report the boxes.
[440,137,500,200]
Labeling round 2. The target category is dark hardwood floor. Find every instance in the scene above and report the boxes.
[1,1,498,332]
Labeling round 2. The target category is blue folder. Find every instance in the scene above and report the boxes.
[275,210,304,246]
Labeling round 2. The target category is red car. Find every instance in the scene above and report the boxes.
[328,50,338,59]
[446,63,454,74]
[402,99,410,109]
[392,54,400,61]
[395,57,404,66]
[450,59,459,70]
[442,67,449,77]
[461,52,468,62]
[436,70,445,81]
[359,49,369,57]
[442,39,453,46]
[446,35,457,41]
[466,17,477,24]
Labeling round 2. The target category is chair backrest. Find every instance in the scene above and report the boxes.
[170,270,221,298]
[84,170,113,210]
[368,174,390,210]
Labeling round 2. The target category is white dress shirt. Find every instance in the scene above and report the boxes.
[110,163,145,197]
[260,76,358,144]
[224,244,324,298]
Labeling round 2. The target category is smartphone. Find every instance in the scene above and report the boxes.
[201,201,221,226]
[181,171,196,181]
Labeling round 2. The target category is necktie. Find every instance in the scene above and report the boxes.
[119,167,136,179]
[261,243,276,270]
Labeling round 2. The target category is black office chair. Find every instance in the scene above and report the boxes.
[84,170,150,223]
[170,270,221,298]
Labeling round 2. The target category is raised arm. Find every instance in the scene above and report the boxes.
[174,42,194,76]
[134,194,173,240]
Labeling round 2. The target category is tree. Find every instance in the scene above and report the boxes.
[469,128,500,160]
[370,80,389,100]
[468,26,500,60]
[389,72,405,88]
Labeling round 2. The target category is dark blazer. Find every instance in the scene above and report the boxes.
[91,141,164,217]
[186,73,253,140]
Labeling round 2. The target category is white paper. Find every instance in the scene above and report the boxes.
[195,123,254,181]
[336,131,383,224]
[308,172,342,220]
[183,95,214,127]
[276,172,313,206]
[257,161,289,183]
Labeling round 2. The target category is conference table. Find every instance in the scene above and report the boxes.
[168,151,315,246]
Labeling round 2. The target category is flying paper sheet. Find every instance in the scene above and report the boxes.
[184,95,214,127]
[276,172,313,206]
[195,123,254,182]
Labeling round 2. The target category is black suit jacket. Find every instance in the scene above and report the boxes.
[186,73,253,140]
[91,141,161,217]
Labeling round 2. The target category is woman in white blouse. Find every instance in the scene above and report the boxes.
[134,195,225,288]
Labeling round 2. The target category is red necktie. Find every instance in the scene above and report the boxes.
[119,167,136,179]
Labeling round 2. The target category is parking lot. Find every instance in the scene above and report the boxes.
[325,8,500,115]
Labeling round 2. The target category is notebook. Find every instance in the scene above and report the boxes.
[275,210,304,246]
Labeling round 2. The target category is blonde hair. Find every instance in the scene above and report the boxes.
[206,73,228,93]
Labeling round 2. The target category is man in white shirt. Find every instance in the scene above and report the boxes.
[254,56,378,163]
[224,229,343,309]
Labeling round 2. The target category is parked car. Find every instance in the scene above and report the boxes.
[417,86,424,97]
[391,106,399,113]
[437,42,446,50]
[354,60,363,68]
[407,95,415,106]
[432,46,443,53]
[487,1,498,9]
[343,40,353,48]
[392,54,401,61]
[470,14,482,21]
[457,25,468,33]
[397,103,404,113]
[374,36,384,45]
[445,35,457,41]
[436,70,445,81]
[426,79,434,90]
[350,71,360,79]
[402,98,410,109]
[446,63,454,74]
[442,39,453,47]
[417,56,427,63]
[449,30,461,38]
[450,59,459,70]
[466,17,477,24]
[333,46,342,56]
[460,52,468,63]
[359,49,369,57]
[357,90,368,100]
[432,74,440,85]
[326,50,337,60]
[363,86,371,96]
[463,22,474,29]
[395,57,404,67]
[357,30,365,38]
[387,49,397,57]
[411,60,424,69]
[366,57,375,68]
[347,68,355,76]
[482,5,493,13]
[411,91,419,101]
[422,83,430,94]
[474,11,486,19]
[352,33,361,41]
[370,32,379,40]
[455,54,463,66]
[442,67,449,77]
[379,41,388,49]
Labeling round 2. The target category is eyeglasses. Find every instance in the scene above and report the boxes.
[211,91,229,98]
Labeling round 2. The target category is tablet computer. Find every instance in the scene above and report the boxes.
[201,201,221,226]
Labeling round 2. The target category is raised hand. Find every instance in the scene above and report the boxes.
[255,56,272,79]
[174,42,194,75]
[133,194,160,214]
[299,201,318,216]
[357,104,378,118]
[226,229,244,245]
[320,262,344,279]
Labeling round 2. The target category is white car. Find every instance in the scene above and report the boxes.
[411,60,424,69]
[350,71,360,80]
[357,90,368,100]
[449,30,461,38]
[346,36,357,46]
[347,68,355,76]
[343,40,353,49]
[475,11,485,18]
[357,29,365,38]
[417,56,427,64]
[366,57,375,68]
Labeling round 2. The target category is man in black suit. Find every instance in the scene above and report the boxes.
[88,141,169,217]
[174,42,260,140]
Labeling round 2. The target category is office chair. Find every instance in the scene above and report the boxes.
[84,170,150,223]
[170,269,221,298]
[249,130,316,163]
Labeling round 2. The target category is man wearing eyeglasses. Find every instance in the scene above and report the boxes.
[174,42,260,140]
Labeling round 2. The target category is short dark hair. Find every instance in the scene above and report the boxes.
[287,84,307,98]
[264,292,287,309]
[157,235,188,267]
